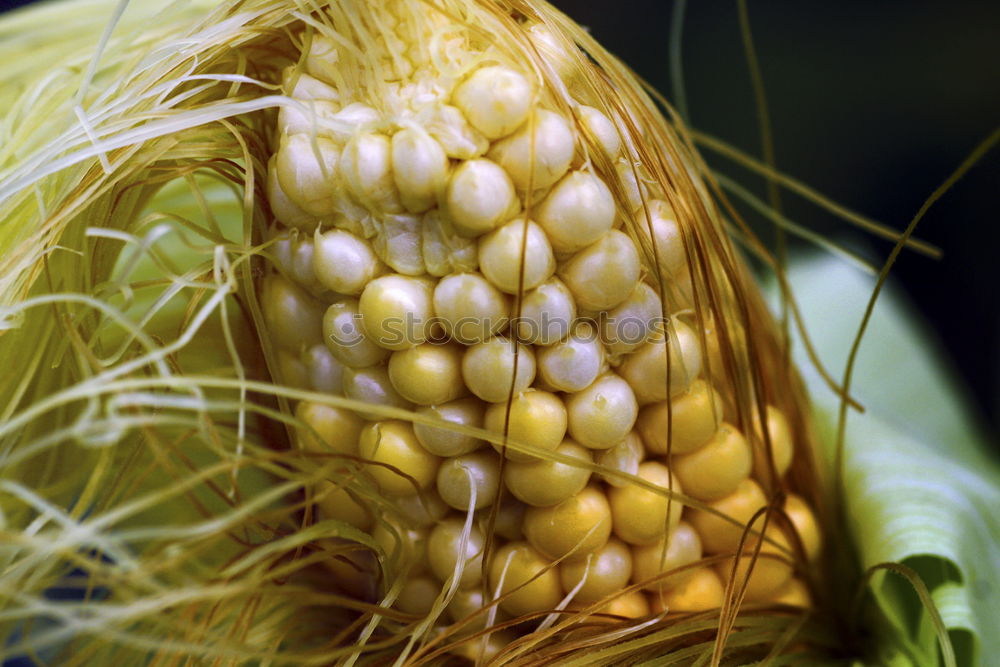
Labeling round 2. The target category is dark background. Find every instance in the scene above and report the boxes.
[3,0,999,442]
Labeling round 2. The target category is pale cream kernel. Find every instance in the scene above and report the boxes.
[358,274,436,350]
[577,105,621,158]
[514,278,576,345]
[478,217,556,294]
[461,336,536,403]
[559,230,641,311]
[601,282,664,358]
[445,158,519,237]
[391,126,449,213]
[267,156,321,231]
[322,299,391,368]
[425,104,489,160]
[488,109,575,191]
[433,272,510,344]
[536,321,605,393]
[282,67,340,101]
[312,228,384,295]
[274,133,340,217]
[339,132,403,214]
[534,170,616,254]
[452,65,535,140]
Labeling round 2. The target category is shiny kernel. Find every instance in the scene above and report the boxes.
[716,528,793,602]
[391,126,449,213]
[295,401,363,456]
[751,405,795,483]
[523,486,612,561]
[618,320,702,404]
[784,494,822,561]
[446,158,518,237]
[427,518,485,589]
[637,380,724,455]
[312,228,384,296]
[340,132,402,213]
[514,278,576,345]
[433,273,510,344]
[559,230,641,311]
[534,171,615,254]
[503,439,592,507]
[566,373,639,450]
[452,65,534,140]
[602,282,663,358]
[484,390,567,462]
[322,299,391,368]
[577,105,621,158]
[413,398,486,457]
[488,109,575,191]
[263,275,324,352]
[488,541,562,617]
[478,217,556,294]
[343,364,413,414]
[358,420,441,496]
[636,199,687,280]
[275,133,340,217]
[462,336,536,403]
[673,423,752,501]
[266,158,320,231]
[559,538,632,602]
[609,461,684,545]
[358,274,435,350]
[687,478,768,554]
[652,567,725,613]
[436,449,501,511]
[303,343,345,394]
[596,431,644,487]
[631,522,702,594]
[387,342,466,406]
[536,322,605,393]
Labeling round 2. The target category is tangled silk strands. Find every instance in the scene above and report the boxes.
[0,0,864,664]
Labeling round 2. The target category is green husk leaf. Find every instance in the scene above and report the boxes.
[768,254,1000,667]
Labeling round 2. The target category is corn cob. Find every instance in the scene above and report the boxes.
[0,0,834,663]
[262,0,825,661]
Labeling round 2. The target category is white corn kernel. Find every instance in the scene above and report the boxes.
[461,336,535,403]
[452,65,534,140]
[274,133,341,218]
[534,170,615,254]
[358,274,435,350]
[559,230,641,311]
[322,299,391,368]
[618,320,702,404]
[536,322,605,393]
[339,132,402,213]
[514,278,576,345]
[478,217,555,294]
[577,105,621,158]
[391,127,448,213]
[433,272,510,344]
[413,398,486,457]
[488,109,575,191]
[445,158,518,237]
[566,373,639,450]
[313,228,384,295]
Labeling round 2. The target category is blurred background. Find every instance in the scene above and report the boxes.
[2,0,998,442]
